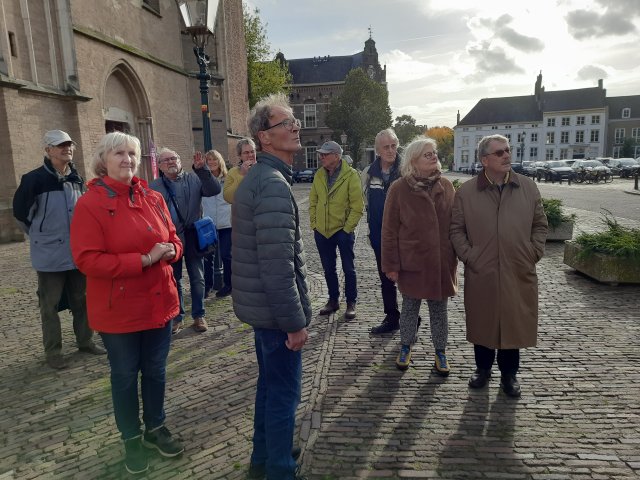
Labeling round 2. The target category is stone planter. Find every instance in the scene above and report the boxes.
[563,241,640,285]
[546,221,574,241]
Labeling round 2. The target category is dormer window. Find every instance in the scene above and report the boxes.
[622,108,631,118]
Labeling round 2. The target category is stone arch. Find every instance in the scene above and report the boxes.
[103,60,155,180]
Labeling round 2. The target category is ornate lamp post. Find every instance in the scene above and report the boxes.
[340,132,347,153]
[176,0,224,289]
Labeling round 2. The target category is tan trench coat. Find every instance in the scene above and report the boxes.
[450,172,548,349]
[381,175,458,301]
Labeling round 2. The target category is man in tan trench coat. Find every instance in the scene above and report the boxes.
[450,134,548,397]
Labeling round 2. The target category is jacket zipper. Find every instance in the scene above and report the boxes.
[39,192,50,232]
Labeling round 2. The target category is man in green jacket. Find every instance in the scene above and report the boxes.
[309,141,364,319]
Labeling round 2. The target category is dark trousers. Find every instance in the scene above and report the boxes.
[372,245,399,317]
[37,269,93,356]
[314,229,357,303]
[251,328,302,479]
[171,237,205,321]
[204,227,232,291]
[474,344,520,375]
[100,321,172,440]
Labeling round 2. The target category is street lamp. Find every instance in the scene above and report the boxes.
[340,132,347,152]
[176,0,224,290]
[520,131,526,167]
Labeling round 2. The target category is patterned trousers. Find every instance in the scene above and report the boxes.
[399,294,448,351]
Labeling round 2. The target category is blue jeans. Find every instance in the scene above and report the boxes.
[251,328,302,479]
[100,321,172,440]
[314,229,357,303]
[204,228,232,291]
[172,237,205,321]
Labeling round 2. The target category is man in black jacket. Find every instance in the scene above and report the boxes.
[13,130,105,369]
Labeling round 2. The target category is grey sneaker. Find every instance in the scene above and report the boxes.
[142,425,184,457]
[124,435,148,474]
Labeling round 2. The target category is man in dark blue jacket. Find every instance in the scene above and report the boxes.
[13,130,105,369]
[361,128,403,334]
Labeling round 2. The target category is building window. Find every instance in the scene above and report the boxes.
[561,117,570,126]
[622,108,631,118]
[547,118,556,127]
[559,148,568,160]
[575,131,584,143]
[635,146,640,158]
[8,32,17,57]
[531,133,538,142]
[546,148,555,160]
[560,131,569,143]
[590,130,599,142]
[614,128,625,143]
[632,128,640,141]
[591,115,600,124]
[505,133,511,142]
[504,125,511,129]
[576,116,585,125]
[517,132,526,143]
[461,151,469,164]
[462,137,469,146]
[491,126,498,130]
[546,132,555,144]
[305,146,318,168]
[530,147,538,159]
[613,146,622,158]
[303,104,317,128]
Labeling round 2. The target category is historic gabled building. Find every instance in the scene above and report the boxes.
[0,0,248,242]
[607,95,640,159]
[453,73,640,170]
[280,36,387,170]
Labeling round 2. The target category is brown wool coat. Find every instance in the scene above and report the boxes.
[381,175,458,301]
[450,172,548,349]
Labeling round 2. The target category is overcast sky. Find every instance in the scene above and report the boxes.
[245,0,640,128]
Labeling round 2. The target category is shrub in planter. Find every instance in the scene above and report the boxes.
[542,198,576,241]
[564,212,640,284]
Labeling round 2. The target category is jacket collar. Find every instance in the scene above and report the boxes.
[257,152,293,183]
[369,154,401,179]
[88,175,149,199]
[477,169,520,191]
[43,157,84,184]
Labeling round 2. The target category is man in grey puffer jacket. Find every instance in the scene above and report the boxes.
[232,93,311,480]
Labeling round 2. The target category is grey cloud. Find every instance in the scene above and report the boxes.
[576,65,608,81]
[566,8,637,39]
[596,0,640,16]
[496,27,545,52]
[465,41,524,81]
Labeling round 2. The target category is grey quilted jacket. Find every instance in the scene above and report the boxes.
[231,152,312,332]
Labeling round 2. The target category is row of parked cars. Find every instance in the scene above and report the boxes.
[517,158,640,182]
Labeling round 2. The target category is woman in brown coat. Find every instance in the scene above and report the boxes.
[450,134,548,397]
[381,137,458,374]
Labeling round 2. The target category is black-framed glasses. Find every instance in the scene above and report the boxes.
[263,118,302,131]
[486,147,511,158]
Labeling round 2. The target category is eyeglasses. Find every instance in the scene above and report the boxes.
[53,142,75,148]
[486,147,511,158]
[263,118,302,131]
[158,156,179,164]
[423,151,438,159]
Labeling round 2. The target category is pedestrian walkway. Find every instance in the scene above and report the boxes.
[0,185,638,479]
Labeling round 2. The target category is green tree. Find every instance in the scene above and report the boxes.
[393,114,427,146]
[426,126,454,169]
[621,137,636,158]
[243,4,291,107]
[326,68,392,167]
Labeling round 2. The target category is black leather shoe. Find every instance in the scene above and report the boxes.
[319,299,339,316]
[501,374,522,397]
[468,368,491,388]
[344,302,356,320]
[79,343,106,355]
[370,314,399,334]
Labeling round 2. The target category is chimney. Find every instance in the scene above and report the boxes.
[598,79,603,89]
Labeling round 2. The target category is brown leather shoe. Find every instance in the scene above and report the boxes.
[344,302,356,320]
[319,299,340,316]
[192,317,208,332]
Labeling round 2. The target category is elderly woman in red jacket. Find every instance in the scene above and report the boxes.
[381,137,458,374]
[70,132,184,475]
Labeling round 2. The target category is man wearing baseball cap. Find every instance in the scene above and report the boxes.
[309,141,364,320]
[13,130,105,369]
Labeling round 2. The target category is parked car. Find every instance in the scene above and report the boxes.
[522,161,540,177]
[609,158,640,178]
[538,160,575,182]
[293,168,317,183]
[572,159,612,183]
[471,163,483,175]
[532,161,548,180]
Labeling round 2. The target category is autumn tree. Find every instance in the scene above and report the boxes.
[326,68,392,167]
[243,4,291,107]
[393,114,427,146]
[426,126,454,169]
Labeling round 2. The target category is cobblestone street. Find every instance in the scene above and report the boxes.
[0,179,639,479]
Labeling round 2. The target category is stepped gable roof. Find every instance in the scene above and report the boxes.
[606,95,640,119]
[541,87,606,112]
[288,52,363,84]
[459,95,541,126]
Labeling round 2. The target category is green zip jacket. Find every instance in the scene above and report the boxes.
[309,159,364,238]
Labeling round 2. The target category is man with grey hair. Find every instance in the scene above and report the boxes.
[361,128,403,334]
[12,129,105,369]
[223,137,257,204]
[232,92,311,480]
[450,134,548,398]
[150,147,220,334]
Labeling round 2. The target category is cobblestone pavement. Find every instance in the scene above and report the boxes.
[1,178,639,479]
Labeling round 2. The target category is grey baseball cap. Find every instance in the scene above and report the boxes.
[317,141,343,155]
[43,130,75,146]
